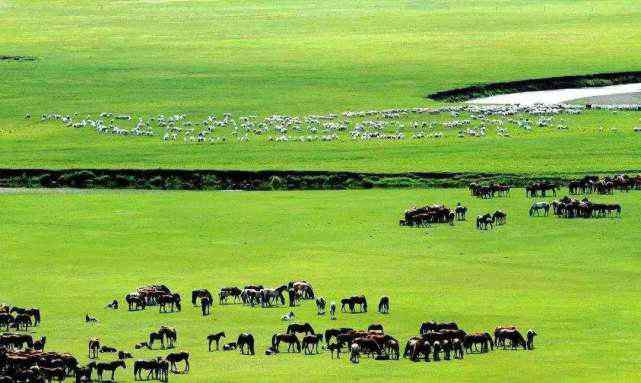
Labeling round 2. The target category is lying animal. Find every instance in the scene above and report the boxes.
[100,345,117,353]
[85,314,98,323]
[135,342,149,350]
[223,342,237,351]
[118,351,133,359]
[281,311,295,321]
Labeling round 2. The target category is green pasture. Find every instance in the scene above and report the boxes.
[2,1,641,172]
[2,188,640,382]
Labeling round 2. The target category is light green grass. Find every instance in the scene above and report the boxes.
[2,188,640,381]
[2,1,641,172]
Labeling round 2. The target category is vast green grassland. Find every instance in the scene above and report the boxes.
[2,188,640,382]
[3,1,641,172]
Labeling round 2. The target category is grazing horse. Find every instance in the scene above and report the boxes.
[493,210,507,225]
[0,333,33,349]
[527,329,537,350]
[455,204,467,220]
[166,351,189,373]
[272,333,301,353]
[349,343,360,364]
[352,337,382,357]
[529,202,550,216]
[207,332,226,351]
[324,328,353,345]
[218,287,242,304]
[341,295,367,313]
[191,289,213,306]
[315,297,326,315]
[10,307,41,326]
[200,297,212,316]
[288,281,315,300]
[286,322,314,336]
[302,334,323,354]
[33,336,46,351]
[420,321,459,334]
[378,296,390,314]
[158,293,181,313]
[133,359,159,381]
[495,328,527,350]
[126,294,146,311]
[385,338,400,360]
[237,333,255,355]
[40,366,66,382]
[326,343,341,358]
[88,338,100,359]
[0,313,14,331]
[118,351,133,359]
[408,339,431,362]
[261,285,287,307]
[159,326,177,348]
[13,313,32,331]
[463,333,493,353]
[494,326,517,347]
[452,338,464,359]
[329,301,337,320]
[476,213,494,230]
[93,360,126,381]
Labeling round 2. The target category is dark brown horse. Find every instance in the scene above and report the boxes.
[302,334,323,354]
[126,294,146,311]
[237,333,255,355]
[191,289,212,306]
[9,307,41,326]
[133,359,159,381]
[495,328,527,350]
[286,322,314,335]
[158,293,181,313]
[463,332,493,353]
[219,287,243,304]
[166,351,189,373]
[88,338,100,359]
[324,328,353,345]
[341,295,367,313]
[419,321,459,334]
[377,296,390,314]
[91,360,126,381]
[272,333,301,353]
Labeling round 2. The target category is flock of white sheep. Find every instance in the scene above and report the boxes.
[32,103,641,145]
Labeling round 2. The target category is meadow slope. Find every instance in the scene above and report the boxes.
[2,188,640,382]
[2,1,641,171]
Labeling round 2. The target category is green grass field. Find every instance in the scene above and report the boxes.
[2,188,640,382]
[3,1,641,172]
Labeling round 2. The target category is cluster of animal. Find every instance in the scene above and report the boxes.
[125,285,181,312]
[0,306,41,332]
[404,322,537,362]
[468,183,511,199]
[400,204,460,226]
[567,175,641,195]
[530,197,621,218]
[32,102,641,147]
[475,211,507,230]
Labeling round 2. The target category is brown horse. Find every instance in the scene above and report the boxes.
[272,333,301,353]
[166,351,189,373]
[419,321,458,334]
[408,339,431,362]
[13,314,32,331]
[463,332,493,353]
[9,307,41,326]
[159,326,177,348]
[92,360,126,381]
[286,322,314,335]
[0,333,33,349]
[302,334,324,354]
[219,287,242,304]
[126,294,146,311]
[495,328,527,350]
[158,293,181,313]
[133,359,160,380]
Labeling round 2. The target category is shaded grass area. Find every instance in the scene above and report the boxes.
[427,71,641,102]
[1,188,641,382]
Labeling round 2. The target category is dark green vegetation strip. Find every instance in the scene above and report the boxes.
[428,72,641,102]
[2,168,638,191]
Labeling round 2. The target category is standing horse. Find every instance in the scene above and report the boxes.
[133,359,159,381]
[158,293,181,313]
[315,297,326,315]
[10,307,40,326]
[302,334,323,354]
[527,329,537,350]
[237,333,255,355]
[219,287,242,304]
[88,338,100,359]
[93,360,126,381]
[200,297,212,316]
[166,352,189,373]
[476,214,493,230]
[207,332,226,351]
[286,323,315,336]
[159,326,177,348]
[13,314,32,331]
[261,285,287,307]
[493,210,507,225]
[529,202,550,216]
[455,204,467,220]
[378,296,390,314]
[272,333,301,353]
[126,294,146,311]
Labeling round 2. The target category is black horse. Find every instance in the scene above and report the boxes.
[286,322,315,335]
[207,332,226,351]
[237,333,255,355]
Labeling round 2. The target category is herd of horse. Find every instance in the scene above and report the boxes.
[0,279,539,382]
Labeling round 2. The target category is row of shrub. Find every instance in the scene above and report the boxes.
[0,169,582,191]
[427,71,641,102]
